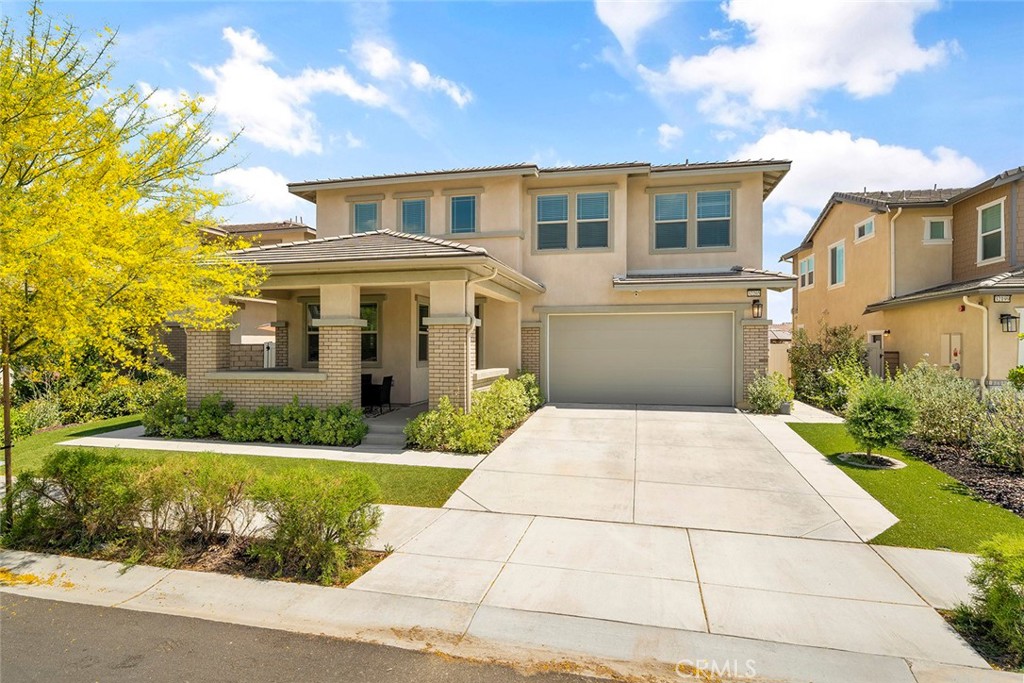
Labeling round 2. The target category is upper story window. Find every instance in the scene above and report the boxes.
[653,192,687,250]
[828,240,846,288]
[576,192,609,248]
[855,217,875,242]
[977,198,1005,264]
[401,199,427,234]
[534,190,611,251]
[449,195,477,233]
[923,217,951,243]
[353,202,380,233]
[696,190,732,248]
[799,255,815,289]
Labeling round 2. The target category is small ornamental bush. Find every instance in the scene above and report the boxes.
[250,468,381,585]
[895,362,982,451]
[174,457,258,542]
[974,387,1024,474]
[1008,366,1024,392]
[404,396,476,453]
[952,534,1024,668]
[845,377,916,457]
[515,372,545,411]
[789,321,866,411]
[11,396,62,439]
[746,372,794,414]
[472,376,530,432]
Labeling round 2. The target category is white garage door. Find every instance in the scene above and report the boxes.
[548,312,734,406]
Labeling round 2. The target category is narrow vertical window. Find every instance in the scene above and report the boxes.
[401,199,427,234]
[654,192,687,249]
[696,190,731,247]
[576,192,609,248]
[536,194,569,250]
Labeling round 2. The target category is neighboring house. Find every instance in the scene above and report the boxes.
[768,323,792,378]
[158,220,316,375]
[782,166,1024,388]
[185,160,796,411]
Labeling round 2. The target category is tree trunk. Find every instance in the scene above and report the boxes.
[2,331,12,531]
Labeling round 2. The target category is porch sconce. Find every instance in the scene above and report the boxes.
[1000,313,1019,334]
[884,329,891,337]
[751,299,763,319]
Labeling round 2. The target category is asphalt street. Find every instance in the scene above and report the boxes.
[0,595,604,683]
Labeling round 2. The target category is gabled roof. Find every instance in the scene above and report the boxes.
[864,269,1024,313]
[948,165,1024,203]
[228,230,486,266]
[612,266,797,291]
[288,159,792,201]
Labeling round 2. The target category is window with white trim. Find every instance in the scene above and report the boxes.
[534,190,610,251]
[978,198,1005,263]
[653,192,687,250]
[417,303,429,363]
[923,217,951,242]
[449,195,477,233]
[855,217,875,242]
[696,190,731,248]
[401,199,427,234]
[799,255,815,289]
[353,202,380,233]
[829,241,845,287]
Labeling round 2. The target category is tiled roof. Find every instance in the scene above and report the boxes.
[613,266,797,290]
[228,230,486,266]
[218,220,315,235]
[834,188,966,208]
[864,269,1024,312]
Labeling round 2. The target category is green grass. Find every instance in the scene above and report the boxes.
[790,423,1024,553]
[4,416,470,508]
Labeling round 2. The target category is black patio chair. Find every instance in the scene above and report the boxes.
[378,376,394,414]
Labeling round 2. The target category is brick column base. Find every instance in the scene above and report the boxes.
[742,319,770,402]
[520,325,540,381]
[272,322,289,368]
[317,325,362,406]
[185,329,231,409]
[428,323,474,411]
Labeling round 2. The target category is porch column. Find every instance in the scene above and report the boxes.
[271,321,288,368]
[314,284,364,407]
[741,318,771,403]
[427,280,475,411]
[184,328,231,409]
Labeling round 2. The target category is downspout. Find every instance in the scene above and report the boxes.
[889,207,902,299]
[962,296,989,397]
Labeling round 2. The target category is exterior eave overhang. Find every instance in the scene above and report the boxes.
[288,167,541,202]
[612,276,797,292]
[864,287,1024,314]
[253,254,545,294]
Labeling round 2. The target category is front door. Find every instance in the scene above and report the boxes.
[867,333,884,377]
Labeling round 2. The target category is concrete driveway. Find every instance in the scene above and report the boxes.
[348,405,1006,681]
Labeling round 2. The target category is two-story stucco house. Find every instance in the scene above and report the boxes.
[184,160,796,411]
[783,165,1024,388]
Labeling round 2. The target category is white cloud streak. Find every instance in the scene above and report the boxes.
[657,123,683,150]
[214,166,305,215]
[594,0,672,55]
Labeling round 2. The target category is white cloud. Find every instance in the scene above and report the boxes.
[738,128,986,214]
[138,81,191,115]
[345,131,365,149]
[214,166,305,215]
[352,40,473,108]
[640,0,951,126]
[195,27,389,155]
[595,0,672,55]
[657,123,683,150]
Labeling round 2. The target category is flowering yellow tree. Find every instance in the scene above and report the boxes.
[0,4,264,515]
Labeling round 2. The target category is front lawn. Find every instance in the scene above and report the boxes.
[790,423,1024,553]
[4,417,469,508]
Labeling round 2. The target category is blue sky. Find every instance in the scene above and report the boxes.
[6,0,1023,320]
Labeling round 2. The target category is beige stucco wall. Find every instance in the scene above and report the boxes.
[892,207,954,296]
[952,184,1019,282]
[229,300,276,345]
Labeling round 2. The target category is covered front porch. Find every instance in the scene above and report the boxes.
[185,232,544,412]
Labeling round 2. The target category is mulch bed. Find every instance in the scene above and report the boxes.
[904,439,1024,518]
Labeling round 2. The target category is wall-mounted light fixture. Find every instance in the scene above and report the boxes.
[1000,313,1019,334]
[752,299,763,319]
[884,329,891,337]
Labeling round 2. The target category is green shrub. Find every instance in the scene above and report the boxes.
[11,396,62,440]
[56,372,185,424]
[473,377,530,432]
[515,372,545,411]
[174,457,258,541]
[952,534,1024,668]
[404,396,472,452]
[1008,366,1024,391]
[141,382,191,437]
[3,449,143,550]
[746,372,794,414]
[845,377,916,457]
[974,387,1024,473]
[895,362,982,450]
[250,468,381,585]
[789,321,867,411]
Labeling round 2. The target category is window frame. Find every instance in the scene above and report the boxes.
[446,193,479,234]
[854,216,875,243]
[530,186,614,254]
[695,189,734,250]
[359,298,383,368]
[828,239,846,289]
[416,297,429,366]
[400,197,429,235]
[352,200,381,233]
[976,198,1006,266]
[302,300,321,368]
[651,191,689,252]
[922,216,952,244]
[798,255,815,290]
[535,193,570,252]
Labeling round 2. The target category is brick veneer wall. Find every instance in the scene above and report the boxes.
[521,325,540,380]
[274,324,289,368]
[186,326,361,410]
[229,344,265,369]
[741,321,770,401]
[428,323,474,410]
[157,325,187,376]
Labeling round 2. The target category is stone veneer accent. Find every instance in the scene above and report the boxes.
[428,323,474,410]
[273,322,289,368]
[186,326,361,410]
[520,325,541,381]
[741,319,770,401]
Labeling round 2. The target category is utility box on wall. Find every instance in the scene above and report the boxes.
[940,333,963,374]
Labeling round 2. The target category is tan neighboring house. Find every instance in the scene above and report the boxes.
[782,166,1024,389]
[203,219,316,246]
[184,160,796,411]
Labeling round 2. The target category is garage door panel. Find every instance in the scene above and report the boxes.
[548,313,733,406]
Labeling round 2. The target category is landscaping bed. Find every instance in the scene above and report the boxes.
[905,439,1024,518]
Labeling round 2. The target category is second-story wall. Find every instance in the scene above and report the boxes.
[893,207,954,296]
[952,182,1022,282]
